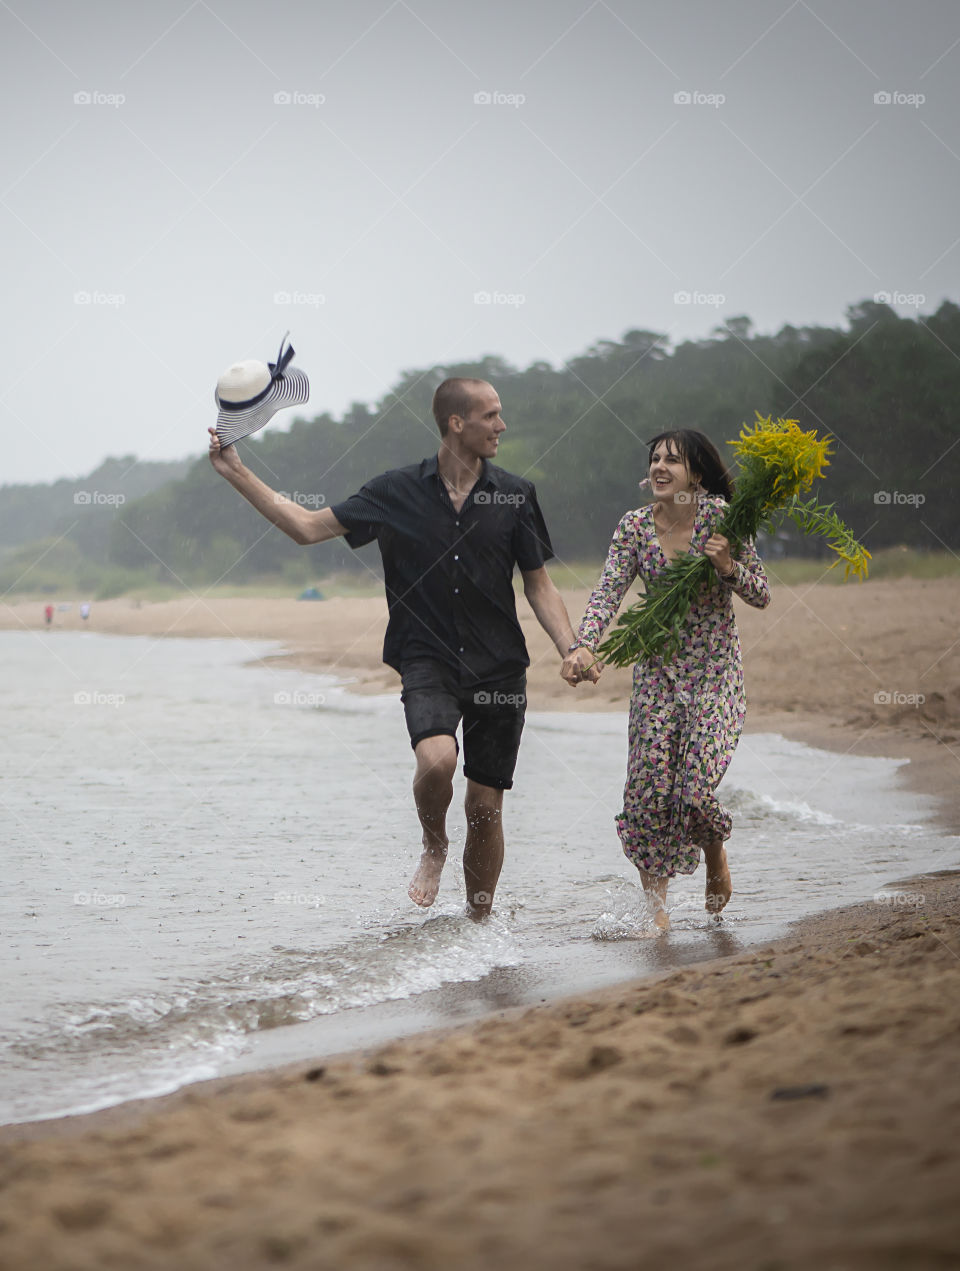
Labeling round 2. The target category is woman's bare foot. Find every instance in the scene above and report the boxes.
[639,869,671,933]
[408,845,447,907]
[705,845,732,915]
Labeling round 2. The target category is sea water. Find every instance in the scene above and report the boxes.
[1,629,956,1124]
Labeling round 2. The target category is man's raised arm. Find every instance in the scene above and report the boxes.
[207,428,347,545]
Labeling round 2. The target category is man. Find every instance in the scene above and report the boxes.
[208,377,596,916]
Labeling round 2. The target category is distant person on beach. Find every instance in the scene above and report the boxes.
[209,378,591,917]
[561,430,770,931]
[80,602,91,622]
[44,604,54,627]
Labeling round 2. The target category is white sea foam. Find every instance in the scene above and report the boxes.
[1,631,955,1124]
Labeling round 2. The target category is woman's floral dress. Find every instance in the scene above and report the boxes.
[577,496,770,878]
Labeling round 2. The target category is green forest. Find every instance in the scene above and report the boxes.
[2,298,956,596]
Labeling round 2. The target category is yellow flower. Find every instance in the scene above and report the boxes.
[731,414,832,502]
[827,540,872,581]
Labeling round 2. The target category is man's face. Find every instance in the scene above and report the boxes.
[455,384,506,459]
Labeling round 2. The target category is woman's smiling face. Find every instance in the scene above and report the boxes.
[649,442,697,502]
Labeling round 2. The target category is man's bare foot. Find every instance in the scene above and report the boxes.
[705,847,732,916]
[408,846,447,907]
[464,888,493,921]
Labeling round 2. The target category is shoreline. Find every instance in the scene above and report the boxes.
[3,871,959,1268]
[2,861,953,1145]
[3,579,958,829]
[3,584,959,1264]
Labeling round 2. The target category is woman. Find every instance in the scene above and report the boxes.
[562,430,770,930]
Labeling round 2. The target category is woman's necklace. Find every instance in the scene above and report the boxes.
[655,503,695,536]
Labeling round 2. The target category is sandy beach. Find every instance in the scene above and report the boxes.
[1,874,958,1270]
[1,576,958,1268]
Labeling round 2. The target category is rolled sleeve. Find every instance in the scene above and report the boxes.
[330,477,390,549]
[513,483,555,571]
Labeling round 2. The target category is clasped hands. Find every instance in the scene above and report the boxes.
[560,646,602,688]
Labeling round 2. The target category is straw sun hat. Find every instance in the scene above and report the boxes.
[214,332,310,447]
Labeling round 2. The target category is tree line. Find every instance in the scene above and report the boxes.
[3,299,955,595]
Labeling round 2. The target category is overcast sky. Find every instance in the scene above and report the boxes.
[2,0,958,485]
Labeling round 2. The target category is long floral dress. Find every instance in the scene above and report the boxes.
[576,495,770,878]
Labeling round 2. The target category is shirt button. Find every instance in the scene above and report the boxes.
[455,521,460,527]
[454,554,459,560]
[454,588,460,594]
[460,647,464,653]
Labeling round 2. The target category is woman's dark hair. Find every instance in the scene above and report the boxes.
[647,429,734,501]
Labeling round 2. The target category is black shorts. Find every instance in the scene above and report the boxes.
[400,658,527,791]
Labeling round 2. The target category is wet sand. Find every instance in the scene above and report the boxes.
[1,578,958,1268]
[2,872,958,1270]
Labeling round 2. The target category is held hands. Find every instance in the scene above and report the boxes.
[702,533,735,577]
[208,426,243,477]
[560,646,602,688]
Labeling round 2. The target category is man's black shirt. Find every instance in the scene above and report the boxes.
[330,455,554,685]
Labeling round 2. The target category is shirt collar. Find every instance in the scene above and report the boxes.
[423,454,497,488]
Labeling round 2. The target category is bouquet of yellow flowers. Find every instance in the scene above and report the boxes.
[597,414,871,667]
